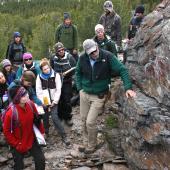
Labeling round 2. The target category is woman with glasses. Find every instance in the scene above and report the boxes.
[16,52,41,80]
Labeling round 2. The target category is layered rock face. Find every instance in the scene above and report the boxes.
[115,0,170,169]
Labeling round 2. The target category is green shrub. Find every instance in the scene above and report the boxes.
[105,114,118,129]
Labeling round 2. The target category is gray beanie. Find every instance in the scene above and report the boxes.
[64,12,71,20]
[1,59,11,68]
[54,42,64,51]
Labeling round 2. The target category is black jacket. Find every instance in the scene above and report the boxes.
[50,52,76,82]
[6,42,26,64]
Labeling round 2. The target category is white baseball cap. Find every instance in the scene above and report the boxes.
[83,39,97,55]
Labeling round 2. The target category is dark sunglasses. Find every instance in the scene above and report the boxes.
[57,48,64,53]
[90,49,97,55]
[24,58,32,61]
[104,5,112,8]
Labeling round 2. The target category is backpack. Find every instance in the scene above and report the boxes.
[6,42,26,61]
[1,103,19,133]
[1,101,40,133]
[57,24,76,42]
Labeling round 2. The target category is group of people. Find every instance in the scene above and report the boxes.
[0,1,140,169]
[0,37,76,170]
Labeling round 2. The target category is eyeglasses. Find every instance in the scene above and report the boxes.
[57,48,64,53]
[24,58,32,61]
[90,49,97,55]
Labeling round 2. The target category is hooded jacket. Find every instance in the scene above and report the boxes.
[3,101,44,153]
[16,61,41,80]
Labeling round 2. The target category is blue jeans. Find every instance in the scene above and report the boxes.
[50,104,66,138]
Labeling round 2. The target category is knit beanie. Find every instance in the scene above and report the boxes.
[54,42,64,52]
[23,52,33,60]
[135,5,145,14]
[1,59,11,68]
[13,32,21,38]
[21,70,36,86]
[8,86,27,104]
[64,12,71,20]
[95,24,104,34]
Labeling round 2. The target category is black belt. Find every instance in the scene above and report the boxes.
[86,90,109,99]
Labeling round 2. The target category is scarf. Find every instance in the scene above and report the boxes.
[40,69,52,80]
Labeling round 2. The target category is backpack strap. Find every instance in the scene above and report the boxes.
[10,105,15,133]
[57,24,64,41]
[27,100,41,128]
[10,104,22,140]
[27,100,36,115]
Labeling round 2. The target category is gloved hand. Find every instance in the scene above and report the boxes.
[42,104,48,111]
[50,102,55,108]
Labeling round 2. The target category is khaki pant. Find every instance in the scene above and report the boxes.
[80,90,105,149]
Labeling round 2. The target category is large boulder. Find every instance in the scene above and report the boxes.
[115,0,170,169]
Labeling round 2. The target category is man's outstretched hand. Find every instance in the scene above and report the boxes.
[125,89,136,98]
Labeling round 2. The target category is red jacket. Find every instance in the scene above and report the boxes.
[3,101,44,153]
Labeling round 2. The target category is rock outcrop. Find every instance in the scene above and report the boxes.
[115,0,170,169]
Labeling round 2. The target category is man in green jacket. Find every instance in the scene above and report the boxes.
[55,12,78,62]
[75,39,136,154]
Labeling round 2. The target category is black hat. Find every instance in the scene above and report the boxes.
[64,12,71,20]
[135,5,145,14]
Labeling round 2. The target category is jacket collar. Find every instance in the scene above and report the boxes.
[54,51,69,60]
[85,49,104,62]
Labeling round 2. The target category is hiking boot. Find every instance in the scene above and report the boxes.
[65,119,73,126]
[62,136,70,146]
[78,145,86,152]
[84,146,96,154]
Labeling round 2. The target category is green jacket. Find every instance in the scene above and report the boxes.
[55,23,78,50]
[75,49,132,94]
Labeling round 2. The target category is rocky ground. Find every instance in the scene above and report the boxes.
[0,101,129,170]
